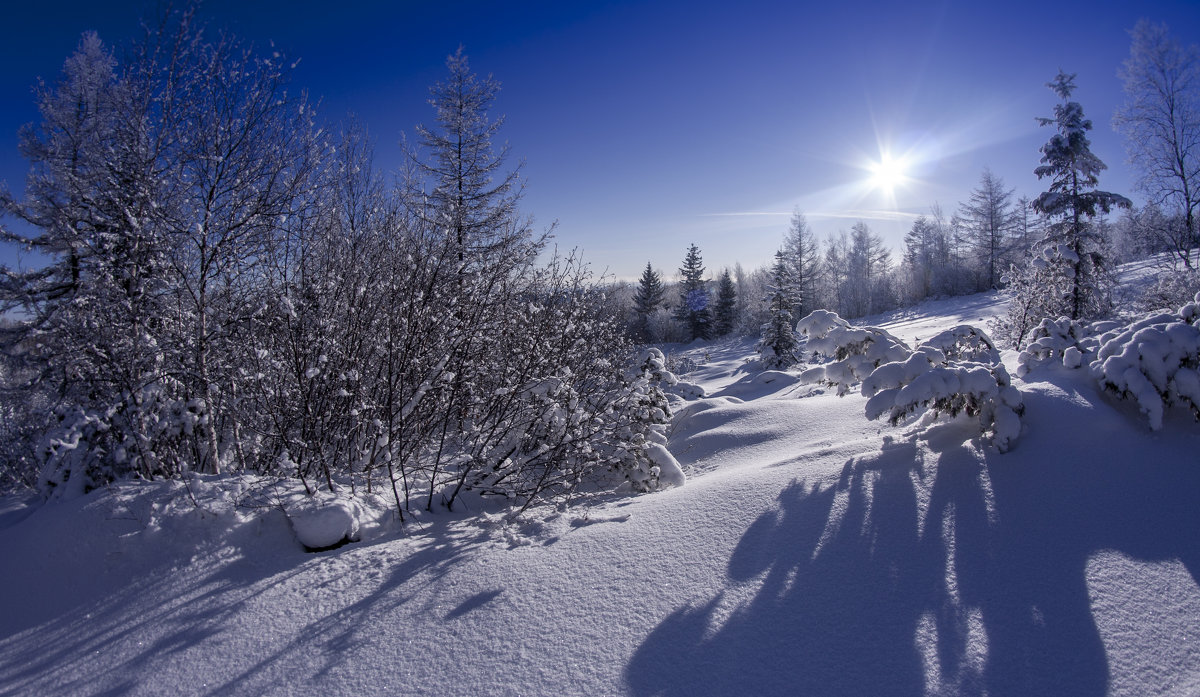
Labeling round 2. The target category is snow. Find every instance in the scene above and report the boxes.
[3,289,1200,696]
[286,492,364,549]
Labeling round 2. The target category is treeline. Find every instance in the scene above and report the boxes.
[0,12,675,506]
[623,193,1044,346]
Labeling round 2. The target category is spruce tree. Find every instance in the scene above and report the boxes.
[758,251,799,369]
[713,269,737,336]
[674,244,711,341]
[1031,71,1131,320]
[632,261,665,341]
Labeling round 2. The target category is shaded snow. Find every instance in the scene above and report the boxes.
[2,290,1199,696]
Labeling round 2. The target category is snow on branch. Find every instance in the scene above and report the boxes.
[1017,317,1092,376]
[796,310,910,396]
[1091,293,1200,430]
[797,311,1024,451]
[862,349,1024,453]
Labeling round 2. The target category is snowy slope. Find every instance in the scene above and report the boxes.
[2,291,1200,697]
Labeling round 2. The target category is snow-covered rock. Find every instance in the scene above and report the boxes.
[286,494,363,550]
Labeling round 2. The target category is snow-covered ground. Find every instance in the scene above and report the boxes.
[2,288,1199,696]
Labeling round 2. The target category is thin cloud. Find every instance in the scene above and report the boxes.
[698,211,792,218]
[809,209,923,222]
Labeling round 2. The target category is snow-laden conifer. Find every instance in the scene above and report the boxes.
[758,251,800,370]
[1092,292,1200,430]
[796,310,910,395]
[1030,71,1132,321]
[797,311,1024,450]
[674,244,711,341]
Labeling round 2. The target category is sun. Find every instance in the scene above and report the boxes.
[867,152,909,193]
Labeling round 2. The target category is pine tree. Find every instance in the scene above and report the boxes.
[713,269,737,336]
[1032,71,1131,320]
[632,261,665,341]
[674,244,710,341]
[758,251,799,369]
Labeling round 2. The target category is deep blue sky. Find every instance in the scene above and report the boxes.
[3,0,1199,280]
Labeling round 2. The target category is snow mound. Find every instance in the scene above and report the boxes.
[285,493,363,550]
[797,310,910,395]
[863,347,1024,452]
[642,443,686,489]
[1092,297,1200,430]
[667,380,705,400]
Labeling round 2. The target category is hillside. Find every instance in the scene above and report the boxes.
[2,288,1199,697]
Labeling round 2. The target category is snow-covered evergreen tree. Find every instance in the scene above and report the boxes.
[758,251,799,369]
[1030,71,1131,321]
[712,269,738,337]
[632,261,665,341]
[674,244,711,341]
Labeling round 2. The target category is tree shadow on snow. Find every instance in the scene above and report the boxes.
[0,503,486,696]
[626,373,1200,697]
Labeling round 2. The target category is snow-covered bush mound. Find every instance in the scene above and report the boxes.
[862,347,1025,452]
[285,492,364,551]
[1017,317,1092,376]
[612,348,687,492]
[796,310,910,395]
[921,324,1001,364]
[1091,293,1200,430]
[666,381,706,400]
[642,348,705,401]
[797,311,1024,451]
[638,442,686,490]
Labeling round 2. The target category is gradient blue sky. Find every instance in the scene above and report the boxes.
[3,0,1199,281]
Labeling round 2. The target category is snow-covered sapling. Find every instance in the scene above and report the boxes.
[1091,293,1200,430]
[796,310,910,395]
[862,347,1025,453]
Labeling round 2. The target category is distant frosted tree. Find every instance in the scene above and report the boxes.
[733,262,771,335]
[848,221,892,317]
[900,214,949,303]
[1114,20,1200,268]
[632,261,665,341]
[824,231,851,316]
[1014,195,1040,254]
[758,251,799,369]
[674,244,711,341]
[1032,71,1131,321]
[960,168,1018,289]
[782,209,822,318]
[712,269,738,336]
